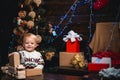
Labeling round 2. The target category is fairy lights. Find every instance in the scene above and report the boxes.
[52,0,90,41]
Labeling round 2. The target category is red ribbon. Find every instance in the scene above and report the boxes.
[93,51,120,60]
[93,0,109,10]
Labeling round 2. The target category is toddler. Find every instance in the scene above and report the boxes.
[19,33,44,69]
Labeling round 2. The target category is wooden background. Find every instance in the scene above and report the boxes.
[40,0,120,53]
[43,0,120,41]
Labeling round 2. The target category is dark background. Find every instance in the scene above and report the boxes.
[0,0,18,65]
[0,0,120,66]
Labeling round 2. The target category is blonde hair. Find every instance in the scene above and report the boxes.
[23,33,42,44]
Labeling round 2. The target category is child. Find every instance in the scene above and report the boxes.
[18,33,44,69]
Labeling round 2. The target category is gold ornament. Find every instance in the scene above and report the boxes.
[45,52,55,61]
[27,20,34,29]
[33,0,42,7]
[28,11,36,20]
[18,10,27,19]
[13,27,28,36]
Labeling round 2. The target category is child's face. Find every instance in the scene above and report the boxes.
[23,37,38,52]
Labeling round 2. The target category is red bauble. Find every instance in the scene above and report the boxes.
[93,0,109,10]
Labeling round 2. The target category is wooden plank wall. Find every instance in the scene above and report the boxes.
[43,0,120,52]
[43,0,120,41]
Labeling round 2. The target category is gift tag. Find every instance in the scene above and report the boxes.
[97,58,101,63]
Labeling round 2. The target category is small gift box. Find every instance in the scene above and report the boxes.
[88,63,109,72]
[92,57,111,67]
[63,30,82,52]
[8,52,20,67]
[25,68,42,77]
[59,52,82,67]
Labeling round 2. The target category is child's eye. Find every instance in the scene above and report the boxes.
[25,42,29,44]
[31,43,34,44]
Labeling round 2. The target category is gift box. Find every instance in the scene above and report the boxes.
[92,57,111,67]
[8,52,20,67]
[66,38,80,52]
[63,30,82,52]
[16,70,26,79]
[59,52,83,67]
[88,63,109,71]
[25,68,42,77]
[8,65,26,79]
[8,52,43,77]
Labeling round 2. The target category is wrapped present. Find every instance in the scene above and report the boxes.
[59,52,82,67]
[92,51,120,67]
[92,51,120,60]
[63,30,82,52]
[16,70,26,79]
[8,52,20,67]
[92,57,111,67]
[25,68,42,77]
[88,63,109,71]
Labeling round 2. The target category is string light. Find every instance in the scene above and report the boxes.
[105,5,120,52]
[52,0,90,42]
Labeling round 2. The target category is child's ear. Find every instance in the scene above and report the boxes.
[35,44,39,47]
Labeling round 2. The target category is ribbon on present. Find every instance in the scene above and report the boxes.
[63,30,82,42]
[71,53,88,69]
[93,51,120,60]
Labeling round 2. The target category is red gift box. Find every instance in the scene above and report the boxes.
[66,38,80,52]
[88,63,109,72]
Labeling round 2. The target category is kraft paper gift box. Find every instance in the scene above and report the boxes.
[8,52,43,77]
[8,52,20,67]
[16,70,26,79]
[92,57,111,67]
[25,68,42,77]
[8,65,26,79]
[59,52,83,67]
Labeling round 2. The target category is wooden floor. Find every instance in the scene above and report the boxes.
[1,72,101,80]
[0,67,102,80]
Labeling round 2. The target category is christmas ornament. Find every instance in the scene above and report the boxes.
[45,52,55,61]
[33,0,42,7]
[28,11,36,20]
[93,0,109,10]
[13,27,27,36]
[17,17,23,26]
[18,10,27,18]
[26,20,34,29]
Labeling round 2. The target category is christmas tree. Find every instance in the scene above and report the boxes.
[8,0,57,62]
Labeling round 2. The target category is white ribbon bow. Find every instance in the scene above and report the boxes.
[63,30,82,42]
